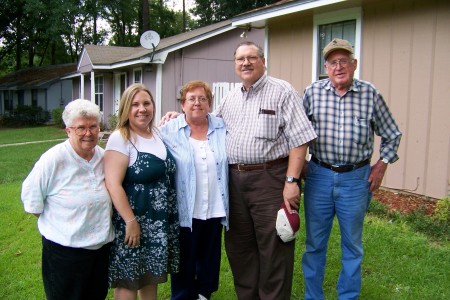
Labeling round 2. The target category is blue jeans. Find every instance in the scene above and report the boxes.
[302,161,371,300]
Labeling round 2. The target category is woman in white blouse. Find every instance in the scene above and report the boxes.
[160,80,229,300]
[21,99,114,300]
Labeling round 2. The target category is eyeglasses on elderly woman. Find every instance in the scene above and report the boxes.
[69,125,100,136]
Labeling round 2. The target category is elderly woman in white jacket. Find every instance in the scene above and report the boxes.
[21,99,114,300]
[160,80,229,300]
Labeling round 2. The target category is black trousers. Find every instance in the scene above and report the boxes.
[171,218,223,300]
[42,236,111,300]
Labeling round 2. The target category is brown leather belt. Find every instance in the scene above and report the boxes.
[229,157,288,172]
[311,156,370,173]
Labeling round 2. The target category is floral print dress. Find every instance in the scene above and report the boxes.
[109,143,179,290]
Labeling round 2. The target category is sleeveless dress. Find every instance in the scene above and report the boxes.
[109,141,180,290]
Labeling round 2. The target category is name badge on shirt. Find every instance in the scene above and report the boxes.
[259,109,276,115]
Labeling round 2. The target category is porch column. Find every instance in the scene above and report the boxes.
[90,71,95,103]
[79,73,85,99]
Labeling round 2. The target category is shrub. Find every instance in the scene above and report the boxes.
[433,197,450,223]
[0,105,49,127]
[108,114,118,131]
[51,108,65,128]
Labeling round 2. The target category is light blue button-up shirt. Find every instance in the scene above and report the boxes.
[160,113,229,230]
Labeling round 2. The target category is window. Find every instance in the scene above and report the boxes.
[95,76,104,111]
[3,91,11,111]
[18,91,24,106]
[133,69,142,83]
[32,90,38,107]
[313,8,361,81]
[318,20,356,78]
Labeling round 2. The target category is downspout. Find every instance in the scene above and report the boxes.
[155,64,163,123]
[180,48,184,88]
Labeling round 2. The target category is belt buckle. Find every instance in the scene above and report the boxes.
[237,164,246,172]
[331,164,340,172]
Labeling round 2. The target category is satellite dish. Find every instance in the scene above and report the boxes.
[140,30,160,49]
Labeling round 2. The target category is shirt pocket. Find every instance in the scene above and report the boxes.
[256,109,278,141]
[352,116,370,145]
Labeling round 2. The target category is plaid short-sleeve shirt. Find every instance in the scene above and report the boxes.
[216,73,316,164]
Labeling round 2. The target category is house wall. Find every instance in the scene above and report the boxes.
[0,79,72,115]
[45,80,73,111]
[160,28,264,114]
[73,79,80,100]
[266,0,450,199]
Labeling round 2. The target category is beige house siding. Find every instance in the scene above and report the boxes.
[266,0,450,199]
[268,13,314,91]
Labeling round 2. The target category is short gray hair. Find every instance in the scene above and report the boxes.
[234,41,265,58]
[62,99,101,127]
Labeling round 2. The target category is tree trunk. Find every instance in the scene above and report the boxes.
[142,0,149,32]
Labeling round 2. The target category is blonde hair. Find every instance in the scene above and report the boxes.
[116,83,155,141]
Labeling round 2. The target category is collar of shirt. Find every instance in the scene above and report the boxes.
[323,78,360,94]
[175,113,225,137]
[240,72,268,94]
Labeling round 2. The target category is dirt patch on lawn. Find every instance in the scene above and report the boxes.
[373,189,437,216]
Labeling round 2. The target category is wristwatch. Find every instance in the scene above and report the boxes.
[381,158,389,164]
[286,176,300,184]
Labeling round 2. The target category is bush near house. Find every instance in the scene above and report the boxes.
[51,108,65,128]
[0,105,49,127]
[108,114,118,131]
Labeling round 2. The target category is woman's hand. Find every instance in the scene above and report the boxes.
[124,219,141,248]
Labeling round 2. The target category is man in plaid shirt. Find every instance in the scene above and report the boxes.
[301,38,402,300]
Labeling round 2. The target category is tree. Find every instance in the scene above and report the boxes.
[191,0,279,27]
[0,0,110,72]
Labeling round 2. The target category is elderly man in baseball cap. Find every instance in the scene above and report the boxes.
[301,38,402,299]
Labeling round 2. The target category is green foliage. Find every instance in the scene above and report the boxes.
[191,0,279,26]
[51,107,65,128]
[0,141,62,184]
[0,126,67,145]
[369,199,449,242]
[0,105,50,127]
[108,114,118,130]
[1,127,448,299]
[434,197,450,223]
[149,1,198,38]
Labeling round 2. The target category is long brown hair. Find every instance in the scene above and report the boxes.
[116,83,155,141]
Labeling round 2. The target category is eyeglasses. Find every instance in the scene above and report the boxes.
[69,125,99,136]
[234,56,260,64]
[326,59,354,69]
[186,97,209,103]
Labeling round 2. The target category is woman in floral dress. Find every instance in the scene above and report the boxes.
[105,83,179,300]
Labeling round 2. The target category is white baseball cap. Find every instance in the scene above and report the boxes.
[276,202,300,242]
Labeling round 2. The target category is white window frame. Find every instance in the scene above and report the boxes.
[312,7,362,82]
[95,75,104,112]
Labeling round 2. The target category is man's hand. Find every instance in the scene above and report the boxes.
[283,183,301,213]
[159,111,180,126]
[368,160,388,192]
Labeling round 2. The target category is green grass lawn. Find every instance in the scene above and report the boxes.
[0,126,67,145]
[0,127,448,299]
